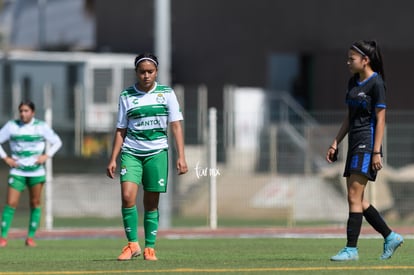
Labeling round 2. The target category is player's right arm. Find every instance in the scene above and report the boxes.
[106,128,127,179]
[326,110,349,163]
[0,121,17,168]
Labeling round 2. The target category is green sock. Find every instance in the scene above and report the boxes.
[28,207,41,238]
[144,210,159,248]
[122,206,138,242]
[1,205,16,238]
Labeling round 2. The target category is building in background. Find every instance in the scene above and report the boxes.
[0,0,94,51]
[3,0,414,110]
[0,50,136,156]
[94,0,414,111]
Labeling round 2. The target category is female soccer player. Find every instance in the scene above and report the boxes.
[106,53,188,261]
[326,40,403,261]
[0,100,62,247]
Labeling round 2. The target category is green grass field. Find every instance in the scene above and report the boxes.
[0,237,413,274]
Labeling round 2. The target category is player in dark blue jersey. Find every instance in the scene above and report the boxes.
[326,40,403,261]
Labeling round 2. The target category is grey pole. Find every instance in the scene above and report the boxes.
[209,108,218,229]
[38,0,47,49]
[155,0,171,86]
[155,0,172,229]
[43,83,53,230]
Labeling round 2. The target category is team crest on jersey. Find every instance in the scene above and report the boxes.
[156,94,166,104]
[357,92,367,98]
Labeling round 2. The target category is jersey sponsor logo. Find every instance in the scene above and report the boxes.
[347,98,367,108]
[156,94,166,104]
[133,98,139,105]
[135,119,161,127]
[158,178,165,186]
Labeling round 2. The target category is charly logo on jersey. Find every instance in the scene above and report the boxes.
[120,165,127,176]
[158,178,165,186]
[156,93,166,104]
[132,98,139,105]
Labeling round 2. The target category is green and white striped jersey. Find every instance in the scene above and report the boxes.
[0,118,62,177]
[117,82,183,157]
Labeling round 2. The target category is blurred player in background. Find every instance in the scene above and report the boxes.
[0,100,62,247]
[106,53,188,261]
[326,40,403,261]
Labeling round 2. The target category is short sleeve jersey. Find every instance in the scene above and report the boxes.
[0,118,62,177]
[116,82,183,157]
[346,72,386,153]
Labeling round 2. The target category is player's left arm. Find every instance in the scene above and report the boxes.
[170,120,188,175]
[372,107,385,170]
[371,79,386,170]
[167,89,187,175]
[37,124,63,164]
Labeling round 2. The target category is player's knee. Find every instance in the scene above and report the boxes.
[29,199,41,208]
[121,195,136,208]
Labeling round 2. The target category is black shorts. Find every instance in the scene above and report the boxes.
[343,151,377,181]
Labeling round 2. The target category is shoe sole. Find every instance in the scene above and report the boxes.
[381,241,403,260]
[117,250,141,261]
[330,257,359,261]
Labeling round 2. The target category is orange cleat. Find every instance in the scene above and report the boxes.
[25,238,37,247]
[117,242,141,261]
[0,238,7,247]
[143,247,158,261]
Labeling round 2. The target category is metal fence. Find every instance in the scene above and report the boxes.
[1,93,414,229]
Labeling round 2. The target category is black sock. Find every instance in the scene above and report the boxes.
[346,212,363,247]
[363,205,392,238]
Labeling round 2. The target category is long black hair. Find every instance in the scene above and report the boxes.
[351,40,385,80]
